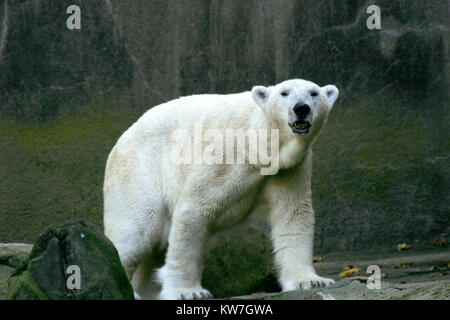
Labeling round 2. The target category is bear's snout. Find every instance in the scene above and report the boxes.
[290,103,312,134]
[294,103,310,119]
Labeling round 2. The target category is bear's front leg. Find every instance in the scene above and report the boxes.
[157,202,213,300]
[267,151,334,291]
[270,206,335,291]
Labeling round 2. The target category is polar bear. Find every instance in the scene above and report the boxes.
[103,79,339,300]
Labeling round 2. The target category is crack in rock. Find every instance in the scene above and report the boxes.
[0,0,8,61]
[294,1,373,57]
[104,0,153,95]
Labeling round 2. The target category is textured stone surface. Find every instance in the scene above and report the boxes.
[0,0,133,120]
[5,220,134,300]
[0,244,32,299]
[0,243,32,268]
[234,279,450,300]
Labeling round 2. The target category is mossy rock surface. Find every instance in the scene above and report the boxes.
[0,265,14,299]
[203,224,279,298]
[5,220,133,300]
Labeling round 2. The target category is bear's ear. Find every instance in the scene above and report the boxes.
[322,85,339,108]
[251,86,270,109]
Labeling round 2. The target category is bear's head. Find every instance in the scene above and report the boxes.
[251,79,339,137]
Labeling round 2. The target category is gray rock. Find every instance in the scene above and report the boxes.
[5,220,134,300]
[0,243,32,299]
[0,243,32,268]
[233,278,450,300]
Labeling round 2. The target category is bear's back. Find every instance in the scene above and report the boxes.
[131,91,259,137]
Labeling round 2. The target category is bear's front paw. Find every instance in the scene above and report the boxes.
[160,287,213,300]
[282,273,335,291]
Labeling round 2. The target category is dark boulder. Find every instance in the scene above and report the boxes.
[6,220,133,300]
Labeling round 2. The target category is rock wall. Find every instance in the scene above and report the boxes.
[1,1,447,117]
[0,0,448,269]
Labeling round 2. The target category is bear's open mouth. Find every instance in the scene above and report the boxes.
[290,120,311,134]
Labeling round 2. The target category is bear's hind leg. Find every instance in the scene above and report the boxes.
[157,202,213,300]
[106,222,148,281]
[132,246,166,299]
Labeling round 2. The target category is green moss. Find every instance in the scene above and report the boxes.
[6,271,50,300]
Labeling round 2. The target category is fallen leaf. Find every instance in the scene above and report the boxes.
[313,255,323,262]
[393,262,412,269]
[429,272,446,277]
[434,238,448,247]
[431,261,449,272]
[339,267,361,278]
[397,243,411,252]
[343,265,353,270]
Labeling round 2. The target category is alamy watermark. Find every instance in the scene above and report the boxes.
[169,121,280,175]
[366,5,381,30]
[66,5,81,30]
[366,265,381,289]
[66,265,81,290]
[67,4,381,31]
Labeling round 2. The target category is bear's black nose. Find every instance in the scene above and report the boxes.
[294,104,310,118]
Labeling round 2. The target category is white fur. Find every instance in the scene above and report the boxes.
[103,79,339,299]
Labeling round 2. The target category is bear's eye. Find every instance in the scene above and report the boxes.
[310,91,318,97]
[281,91,289,97]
